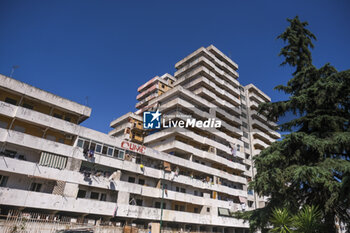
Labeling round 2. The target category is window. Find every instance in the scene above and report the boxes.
[245,153,250,159]
[107,147,114,156]
[102,146,108,155]
[90,192,99,200]
[194,208,199,213]
[240,94,246,101]
[194,191,198,196]
[174,205,178,210]
[248,190,254,195]
[248,201,254,207]
[244,142,250,149]
[30,183,42,192]
[90,142,96,151]
[155,202,165,209]
[180,206,185,211]
[95,144,102,153]
[138,179,145,185]
[53,113,62,119]
[241,104,247,110]
[0,175,9,187]
[77,189,87,198]
[114,149,124,159]
[5,97,17,105]
[136,199,143,206]
[241,112,247,118]
[237,144,241,151]
[176,187,179,192]
[64,116,71,122]
[83,140,90,149]
[22,103,33,110]
[118,150,125,159]
[243,132,249,138]
[77,139,84,148]
[128,177,135,183]
[162,84,165,88]
[58,138,65,144]
[0,120,8,129]
[2,150,16,158]
[207,207,210,212]
[242,122,248,129]
[180,188,186,193]
[100,193,107,201]
[46,135,56,142]
[13,125,25,133]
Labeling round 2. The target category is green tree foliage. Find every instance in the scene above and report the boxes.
[269,208,293,233]
[269,205,322,233]
[293,205,322,233]
[247,16,350,232]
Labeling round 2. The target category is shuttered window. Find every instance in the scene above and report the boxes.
[39,152,67,169]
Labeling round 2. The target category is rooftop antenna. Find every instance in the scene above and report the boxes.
[10,65,19,77]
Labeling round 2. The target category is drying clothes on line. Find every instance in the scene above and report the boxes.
[230,142,237,157]
[88,149,94,158]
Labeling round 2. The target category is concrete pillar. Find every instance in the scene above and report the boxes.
[65,157,82,171]
[117,191,130,205]
[63,182,78,198]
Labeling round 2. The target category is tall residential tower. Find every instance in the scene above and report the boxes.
[0,45,279,233]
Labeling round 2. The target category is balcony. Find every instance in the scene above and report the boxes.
[0,157,246,209]
[0,128,247,198]
[144,127,245,160]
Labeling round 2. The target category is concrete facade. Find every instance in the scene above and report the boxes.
[0,45,279,232]
[108,46,280,230]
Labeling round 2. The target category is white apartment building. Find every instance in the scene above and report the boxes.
[109,46,280,231]
[0,45,279,233]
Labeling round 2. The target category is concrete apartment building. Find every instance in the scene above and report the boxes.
[0,45,279,233]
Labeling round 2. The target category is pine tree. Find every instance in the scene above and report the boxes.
[247,16,350,232]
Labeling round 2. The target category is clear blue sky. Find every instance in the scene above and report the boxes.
[0,0,349,133]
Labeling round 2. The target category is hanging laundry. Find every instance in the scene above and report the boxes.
[174,166,179,176]
[230,142,237,157]
[88,149,94,158]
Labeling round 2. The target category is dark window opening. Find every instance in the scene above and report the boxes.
[100,193,107,201]
[77,189,87,198]
[128,177,135,183]
[53,113,62,119]
[138,179,145,185]
[136,199,143,206]
[90,192,99,200]
[0,175,9,187]
[5,97,17,105]
[22,103,34,110]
